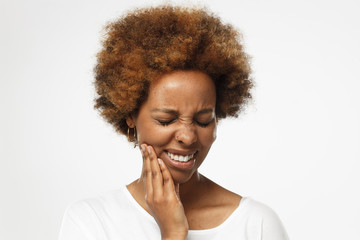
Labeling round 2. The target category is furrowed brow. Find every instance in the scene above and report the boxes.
[151,108,214,116]
[151,108,178,115]
[195,108,214,115]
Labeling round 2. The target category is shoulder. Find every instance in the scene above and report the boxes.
[59,188,127,240]
[241,198,280,219]
[64,188,125,216]
[59,199,104,240]
[239,198,289,240]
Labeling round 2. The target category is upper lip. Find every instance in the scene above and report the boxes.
[165,149,197,156]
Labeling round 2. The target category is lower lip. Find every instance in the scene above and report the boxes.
[163,152,196,170]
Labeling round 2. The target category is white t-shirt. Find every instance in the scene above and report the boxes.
[59,186,289,240]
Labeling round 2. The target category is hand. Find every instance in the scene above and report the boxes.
[140,144,189,240]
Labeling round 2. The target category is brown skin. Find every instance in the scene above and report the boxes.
[126,70,242,239]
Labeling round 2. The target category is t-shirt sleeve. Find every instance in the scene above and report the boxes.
[243,199,289,240]
[259,204,289,240]
[58,200,105,240]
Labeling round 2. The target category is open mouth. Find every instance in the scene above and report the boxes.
[166,151,196,162]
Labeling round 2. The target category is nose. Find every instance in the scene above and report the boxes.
[175,124,197,146]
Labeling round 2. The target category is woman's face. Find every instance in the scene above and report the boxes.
[127,70,217,184]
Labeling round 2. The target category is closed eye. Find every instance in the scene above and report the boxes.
[195,119,213,128]
[157,119,175,126]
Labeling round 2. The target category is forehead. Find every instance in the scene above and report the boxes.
[147,70,216,109]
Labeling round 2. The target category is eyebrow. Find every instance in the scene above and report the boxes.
[150,108,214,115]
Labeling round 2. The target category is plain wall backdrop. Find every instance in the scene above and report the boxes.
[1,0,359,239]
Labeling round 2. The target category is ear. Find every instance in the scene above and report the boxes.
[126,115,136,128]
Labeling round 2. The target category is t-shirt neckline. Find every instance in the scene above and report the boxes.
[121,185,249,235]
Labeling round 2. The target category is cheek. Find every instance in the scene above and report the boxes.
[137,124,173,146]
[199,125,217,147]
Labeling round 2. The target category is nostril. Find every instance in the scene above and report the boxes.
[175,132,197,145]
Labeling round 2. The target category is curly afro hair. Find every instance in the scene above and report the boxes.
[94,5,252,140]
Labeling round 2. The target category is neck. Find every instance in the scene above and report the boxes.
[177,172,211,207]
[132,171,209,207]
[177,171,203,197]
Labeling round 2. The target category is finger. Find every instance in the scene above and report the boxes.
[140,144,147,179]
[147,146,163,197]
[138,145,146,182]
[158,158,176,195]
[175,183,180,200]
[141,144,153,199]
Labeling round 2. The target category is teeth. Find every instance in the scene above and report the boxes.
[167,152,195,162]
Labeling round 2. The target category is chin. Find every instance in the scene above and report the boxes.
[169,169,196,184]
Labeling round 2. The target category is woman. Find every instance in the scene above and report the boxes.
[59,5,289,240]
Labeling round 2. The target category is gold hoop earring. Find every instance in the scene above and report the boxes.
[133,126,138,148]
[127,127,131,142]
[127,127,138,147]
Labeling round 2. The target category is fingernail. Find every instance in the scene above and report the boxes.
[157,158,162,165]
[147,146,151,154]
[140,145,145,154]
